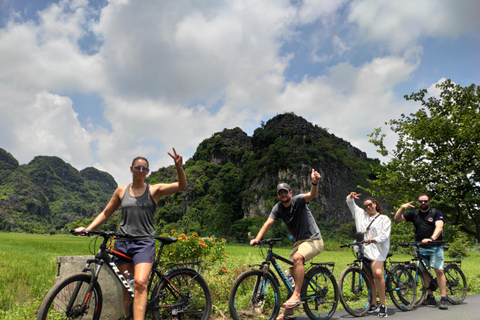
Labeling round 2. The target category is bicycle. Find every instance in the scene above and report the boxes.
[37,230,212,320]
[228,238,339,320]
[338,239,416,317]
[395,241,467,307]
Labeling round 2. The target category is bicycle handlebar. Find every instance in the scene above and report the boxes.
[395,240,446,247]
[69,230,178,244]
[340,240,366,248]
[69,229,123,237]
[252,238,283,246]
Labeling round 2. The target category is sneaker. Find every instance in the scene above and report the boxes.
[368,302,380,313]
[378,305,387,318]
[439,298,448,310]
[422,295,437,306]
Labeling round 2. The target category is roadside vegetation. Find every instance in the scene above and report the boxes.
[1,232,479,319]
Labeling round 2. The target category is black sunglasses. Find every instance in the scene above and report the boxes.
[363,202,374,210]
[418,200,429,204]
[278,190,289,196]
[134,166,149,173]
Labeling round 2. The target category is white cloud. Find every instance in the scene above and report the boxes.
[348,0,480,53]
[1,90,93,166]
[0,0,479,185]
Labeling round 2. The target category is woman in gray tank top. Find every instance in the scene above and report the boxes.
[75,148,187,320]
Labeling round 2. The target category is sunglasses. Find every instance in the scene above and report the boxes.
[363,203,374,209]
[418,200,429,204]
[134,166,149,173]
[278,190,289,196]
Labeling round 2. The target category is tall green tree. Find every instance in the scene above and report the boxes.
[366,79,480,241]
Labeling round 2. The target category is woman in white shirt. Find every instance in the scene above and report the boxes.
[346,192,391,318]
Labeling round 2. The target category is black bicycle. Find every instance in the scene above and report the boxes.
[395,241,467,307]
[36,230,212,320]
[228,238,339,320]
[338,240,416,317]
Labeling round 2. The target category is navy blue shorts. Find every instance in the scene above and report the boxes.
[113,239,156,266]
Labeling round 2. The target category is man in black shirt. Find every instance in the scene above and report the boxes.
[394,193,448,310]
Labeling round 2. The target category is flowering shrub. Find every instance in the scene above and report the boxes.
[159,230,227,270]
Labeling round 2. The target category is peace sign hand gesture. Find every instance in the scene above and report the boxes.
[168,148,183,168]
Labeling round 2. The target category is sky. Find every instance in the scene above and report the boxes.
[0,0,479,186]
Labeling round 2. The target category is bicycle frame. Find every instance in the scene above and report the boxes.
[255,245,296,292]
[344,242,411,299]
[69,231,196,318]
[253,239,334,294]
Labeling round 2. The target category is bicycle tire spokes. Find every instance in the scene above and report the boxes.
[388,266,415,311]
[151,268,211,320]
[229,269,280,320]
[302,268,338,320]
[37,273,102,320]
[339,268,372,317]
[444,264,467,304]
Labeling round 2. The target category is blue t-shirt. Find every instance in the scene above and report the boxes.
[269,194,322,243]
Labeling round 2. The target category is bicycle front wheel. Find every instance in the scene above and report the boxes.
[338,267,372,317]
[228,269,281,320]
[151,267,212,320]
[444,264,467,304]
[37,272,102,320]
[406,263,426,307]
[302,266,338,320]
[387,265,416,311]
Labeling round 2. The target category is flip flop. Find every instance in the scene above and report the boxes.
[276,314,296,320]
[283,300,304,308]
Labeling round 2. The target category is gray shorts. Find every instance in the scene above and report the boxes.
[113,239,156,266]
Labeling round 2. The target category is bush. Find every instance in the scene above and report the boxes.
[446,235,469,258]
[159,230,228,271]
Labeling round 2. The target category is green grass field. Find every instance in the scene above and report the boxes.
[1,232,479,319]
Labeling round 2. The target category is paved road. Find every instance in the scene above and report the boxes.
[291,294,480,320]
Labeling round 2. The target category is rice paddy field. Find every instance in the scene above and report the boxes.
[1,232,479,319]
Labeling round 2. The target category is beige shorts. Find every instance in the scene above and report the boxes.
[289,239,324,262]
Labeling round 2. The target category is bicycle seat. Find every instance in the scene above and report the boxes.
[155,236,178,244]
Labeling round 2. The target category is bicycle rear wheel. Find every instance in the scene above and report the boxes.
[444,264,467,304]
[37,272,102,320]
[387,265,416,311]
[338,267,372,317]
[302,266,338,320]
[228,269,281,320]
[406,263,426,307]
[151,267,211,320]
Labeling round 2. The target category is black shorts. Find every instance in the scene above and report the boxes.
[113,239,156,266]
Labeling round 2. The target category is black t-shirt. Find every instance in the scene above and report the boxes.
[403,208,444,247]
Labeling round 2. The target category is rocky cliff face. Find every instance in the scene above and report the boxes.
[182,113,378,225]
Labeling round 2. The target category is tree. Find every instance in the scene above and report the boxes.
[366,79,480,242]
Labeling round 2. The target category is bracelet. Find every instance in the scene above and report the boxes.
[312,182,318,186]
[429,237,434,241]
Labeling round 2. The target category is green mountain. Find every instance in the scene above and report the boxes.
[149,113,379,240]
[0,113,378,239]
[0,149,117,233]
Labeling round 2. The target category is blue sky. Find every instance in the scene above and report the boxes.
[0,0,479,185]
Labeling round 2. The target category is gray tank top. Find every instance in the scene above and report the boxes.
[117,183,157,240]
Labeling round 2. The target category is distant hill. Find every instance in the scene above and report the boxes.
[0,149,117,233]
[0,113,379,238]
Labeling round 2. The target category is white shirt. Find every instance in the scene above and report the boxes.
[346,196,391,261]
